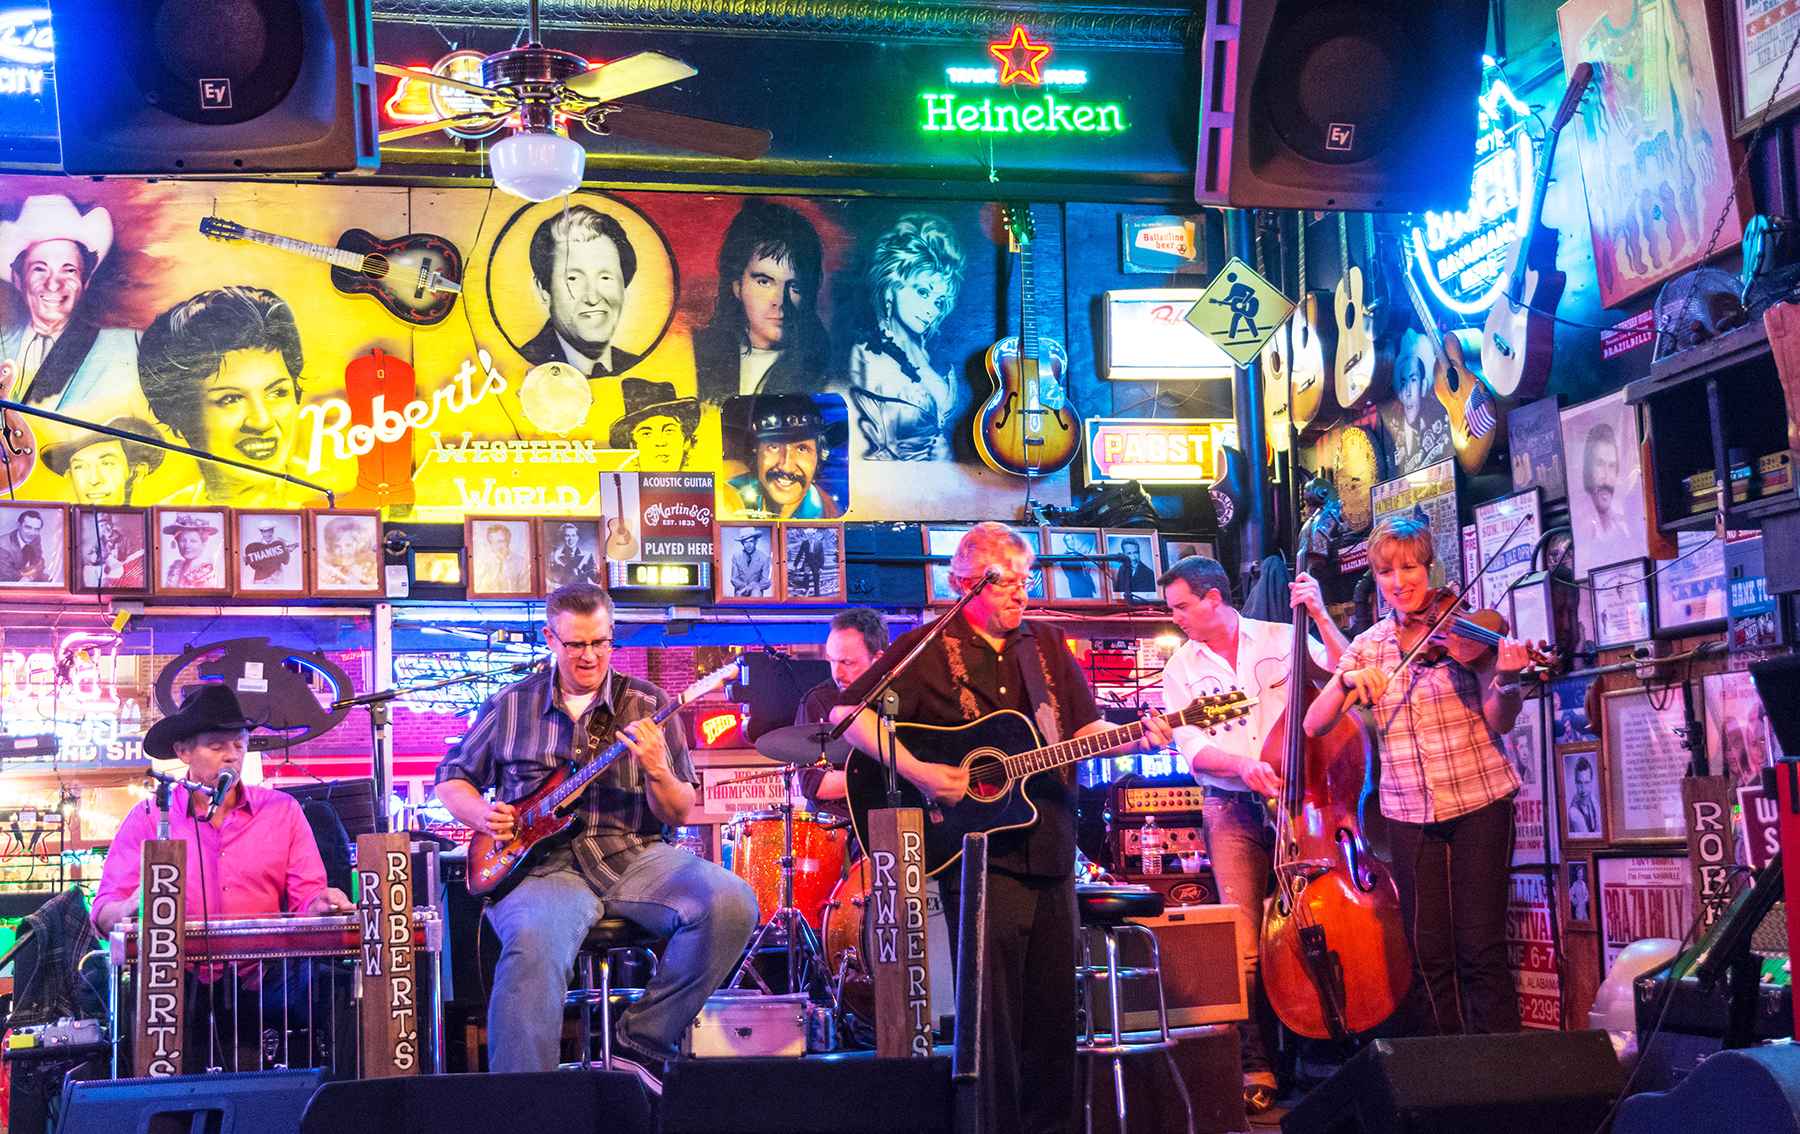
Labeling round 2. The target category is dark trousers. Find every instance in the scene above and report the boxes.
[1385,795,1520,1036]
[940,869,1079,1134]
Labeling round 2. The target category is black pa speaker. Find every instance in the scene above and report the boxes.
[48,0,379,174]
[1194,0,1488,211]
[60,1069,326,1134]
[1280,1031,1625,1134]
[660,1057,955,1133]
[300,1071,653,1133]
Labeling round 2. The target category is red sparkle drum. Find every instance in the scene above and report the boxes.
[724,809,849,929]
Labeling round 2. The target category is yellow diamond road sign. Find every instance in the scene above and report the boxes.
[1186,256,1295,366]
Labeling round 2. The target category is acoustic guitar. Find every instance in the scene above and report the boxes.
[198,216,464,327]
[975,204,1079,477]
[1402,262,1503,476]
[1257,215,1294,458]
[0,360,36,488]
[1481,62,1593,401]
[604,472,638,561]
[1287,215,1339,434]
[1333,212,1396,412]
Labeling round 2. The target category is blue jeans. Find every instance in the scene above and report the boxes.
[484,842,758,1072]
[1201,790,1275,1080]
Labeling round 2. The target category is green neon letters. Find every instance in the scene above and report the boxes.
[919,92,1127,135]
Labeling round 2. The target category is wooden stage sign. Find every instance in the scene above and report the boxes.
[356,832,420,1076]
[133,839,185,1078]
[865,807,934,1058]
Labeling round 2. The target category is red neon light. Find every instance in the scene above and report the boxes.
[989,25,1052,87]
[383,64,441,124]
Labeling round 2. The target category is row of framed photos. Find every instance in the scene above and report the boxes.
[716,521,845,605]
[920,525,1214,607]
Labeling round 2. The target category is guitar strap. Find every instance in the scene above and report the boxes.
[1011,632,1063,747]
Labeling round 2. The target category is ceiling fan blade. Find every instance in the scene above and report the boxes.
[375,62,507,103]
[379,113,506,144]
[598,105,772,160]
[565,51,698,102]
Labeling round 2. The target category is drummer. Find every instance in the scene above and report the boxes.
[792,608,887,820]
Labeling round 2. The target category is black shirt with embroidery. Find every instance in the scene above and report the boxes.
[837,615,1101,878]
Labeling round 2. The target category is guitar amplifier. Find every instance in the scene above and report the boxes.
[1109,822,1206,875]
[1083,904,1248,1032]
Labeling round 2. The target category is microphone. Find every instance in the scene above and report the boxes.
[984,565,1002,582]
[204,769,238,822]
[761,644,795,660]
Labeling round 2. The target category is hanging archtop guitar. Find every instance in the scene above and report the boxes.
[198,216,464,326]
[846,690,1254,876]
[975,204,1079,477]
[465,661,738,899]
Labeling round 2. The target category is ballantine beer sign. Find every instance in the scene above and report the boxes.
[920,25,1127,137]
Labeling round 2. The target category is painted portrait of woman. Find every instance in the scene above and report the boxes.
[846,213,966,462]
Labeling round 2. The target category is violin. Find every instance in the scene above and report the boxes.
[1393,588,1556,673]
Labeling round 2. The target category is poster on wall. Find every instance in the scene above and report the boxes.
[1723,0,1800,135]
[1602,688,1691,841]
[1701,669,1777,789]
[1558,0,1747,307]
[1379,352,1452,476]
[1506,709,1556,866]
[1594,853,1694,970]
[1475,489,1542,611]
[1507,871,1564,1030]
[1559,389,1648,578]
[1655,529,1727,634]
[1509,397,1568,502]
[1370,459,1461,609]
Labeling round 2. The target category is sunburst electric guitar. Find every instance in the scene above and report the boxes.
[975,204,1079,477]
[198,216,464,327]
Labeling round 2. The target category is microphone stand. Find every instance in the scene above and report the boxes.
[0,398,336,506]
[330,656,546,831]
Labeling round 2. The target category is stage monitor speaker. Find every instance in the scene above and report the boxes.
[60,1068,326,1134]
[300,1071,652,1133]
[1280,1030,1625,1134]
[48,0,379,175]
[1194,0,1488,211]
[660,1056,954,1133]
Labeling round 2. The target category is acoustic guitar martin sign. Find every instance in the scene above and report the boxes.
[1186,256,1294,366]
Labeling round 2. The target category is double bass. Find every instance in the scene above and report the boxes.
[1258,540,1412,1040]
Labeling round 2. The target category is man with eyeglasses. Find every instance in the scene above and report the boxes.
[434,582,758,1094]
[831,522,1171,1134]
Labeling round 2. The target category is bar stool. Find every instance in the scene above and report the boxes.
[1075,884,1194,1134]
[564,917,662,1071]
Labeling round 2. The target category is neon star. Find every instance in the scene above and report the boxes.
[989,26,1052,87]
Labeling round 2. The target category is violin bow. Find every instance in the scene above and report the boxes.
[1381,512,1533,678]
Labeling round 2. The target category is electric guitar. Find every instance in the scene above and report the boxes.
[604,472,638,561]
[0,360,36,488]
[1333,213,1397,411]
[198,216,464,327]
[1287,215,1339,433]
[466,661,739,899]
[1480,62,1592,401]
[846,691,1254,876]
[975,204,1079,477]
[1402,263,1503,476]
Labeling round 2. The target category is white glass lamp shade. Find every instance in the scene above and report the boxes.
[490,130,587,202]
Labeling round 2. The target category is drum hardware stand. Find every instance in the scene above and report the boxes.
[730,760,836,1002]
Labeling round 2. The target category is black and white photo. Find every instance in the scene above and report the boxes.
[73,507,147,593]
[1559,390,1647,578]
[152,508,227,595]
[465,517,536,598]
[782,522,844,604]
[538,519,602,589]
[1046,527,1106,606]
[1103,530,1160,603]
[235,511,304,595]
[718,523,777,603]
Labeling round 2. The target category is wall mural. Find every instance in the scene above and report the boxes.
[0,178,1065,523]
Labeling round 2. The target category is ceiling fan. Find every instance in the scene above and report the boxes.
[376,0,773,198]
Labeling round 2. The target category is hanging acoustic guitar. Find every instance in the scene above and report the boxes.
[198,216,464,327]
[975,204,1079,477]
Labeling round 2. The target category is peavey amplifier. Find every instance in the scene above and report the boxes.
[1083,903,1248,1033]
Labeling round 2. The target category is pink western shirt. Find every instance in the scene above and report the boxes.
[93,784,328,936]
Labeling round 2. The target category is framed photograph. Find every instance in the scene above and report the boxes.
[1701,669,1776,790]
[234,511,306,597]
[1593,853,1694,970]
[463,516,536,599]
[1160,533,1216,570]
[1504,708,1557,867]
[1654,529,1727,636]
[537,518,603,591]
[1509,396,1567,503]
[152,507,228,596]
[1474,488,1542,607]
[781,522,845,605]
[1559,746,1607,846]
[1046,527,1108,607]
[1103,529,1161,604]
[71,507,149,594]
[1603,688,1692,843]
[1559,390,1649,578]
[1015,527,1048,603]
[1552,673,1600,744]
[310,511,383,596]
[922,523,973,605]
[1723,0,1800,136]
[1591,559,1655,648]
[0,503,67,593]
[1563,857,1595,931]
[718,522,779,604]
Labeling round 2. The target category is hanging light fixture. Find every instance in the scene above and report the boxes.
[484,0,588,202]
[490,125,586,202]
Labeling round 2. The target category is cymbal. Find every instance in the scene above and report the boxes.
[754,723,852,767]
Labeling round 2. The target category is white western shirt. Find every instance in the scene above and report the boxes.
[1161,616,1328,792]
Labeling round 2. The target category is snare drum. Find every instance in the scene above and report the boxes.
[724,809,849,930]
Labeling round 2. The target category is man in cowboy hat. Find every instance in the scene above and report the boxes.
[91,684,353,936]
[40,415,165,505]
[728,527,771,597]
[162,513,219,590]
[0,195,143,431]
[610,376,699,472]
[726,393,842,519]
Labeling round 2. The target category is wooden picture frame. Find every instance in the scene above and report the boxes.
[1102,529,1162,605]
[462,516,537,600]
[1591,559,1655,648]
[309,510,384,598]
[922,523,973,606]
[1593,852,1695,971]
[1602,687,1691,844]
[151,506,229,596]
[717,522,780,604]
[1562,856,1596,931]
[1045,526,1109,607]
[1558,745,1607,848]
[1722,0,1800,136]
[537,518,604,592]
[233,510,307,598]
[0,502,69,595]
[71,506,149,595]
[781,521,845,605]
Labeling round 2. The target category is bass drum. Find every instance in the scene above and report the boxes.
[821,860,955,1023]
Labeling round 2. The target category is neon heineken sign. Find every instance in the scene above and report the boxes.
[920,25,1128,137]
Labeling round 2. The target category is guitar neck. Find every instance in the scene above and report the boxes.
[1401,264,1447,357]
[544,696,680,811]
[998,701,1224,780]
[233,226,367,273]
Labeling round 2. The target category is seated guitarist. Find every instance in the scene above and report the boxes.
[831,522,1169,1134]
[433,582,758,1094]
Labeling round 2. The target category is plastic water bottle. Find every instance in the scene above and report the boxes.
[1139,814,1163,876]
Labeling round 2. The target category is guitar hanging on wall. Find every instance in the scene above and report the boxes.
[1287,213,1340,435]
[198,217,465,327]
[1402,259,1503,476]
[605,472,639,561]
[1333,212,1397,412]
[1480,61,1593,401]
[975,204,1079,477]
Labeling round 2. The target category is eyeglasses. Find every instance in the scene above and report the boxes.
[984,575,1030,593]
[550,631,613,655]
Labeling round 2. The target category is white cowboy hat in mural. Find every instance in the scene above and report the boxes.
[0,194,114,271]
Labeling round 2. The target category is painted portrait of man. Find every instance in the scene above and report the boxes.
[609,377,699,472]
[725,394,843,520]
[40,416,164,505]
[693,199,830,405]
[519,205,641,378]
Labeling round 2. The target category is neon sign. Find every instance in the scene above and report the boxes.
[1408,58,1534,316]
[0,8,50,97]
[1083,417,1232,484]
[921,25,1126,137]
[383,50,503,141]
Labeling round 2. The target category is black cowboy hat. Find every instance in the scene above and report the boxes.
[40,416,167,477]
[143,684,257,759]
[609,377,700,449]
[744,393,849,450]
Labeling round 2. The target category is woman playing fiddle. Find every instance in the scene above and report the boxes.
[1303,516,1532,1035]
